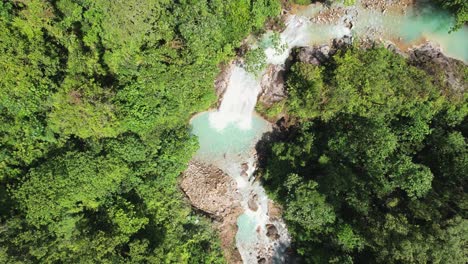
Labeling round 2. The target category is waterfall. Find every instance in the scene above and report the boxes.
[265,16,313,64]
[190,2,467,262]
[204,16,318,264]
[193,14,352,263]
[209,66,261,131]
[209,16,316,132]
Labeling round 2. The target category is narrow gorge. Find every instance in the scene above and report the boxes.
[180,1,467,263]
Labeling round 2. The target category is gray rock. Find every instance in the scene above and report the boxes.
[297,45,331,65]
[409,42,466,94]
[248,194,259,212]
[214,64,234,102]
[297,47,321,65]
[333,35,353,49]
[266,224,280,240]
[241,162,249,172]
[259,65,287,106]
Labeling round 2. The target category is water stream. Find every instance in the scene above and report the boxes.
[190,16,350,263]
[189,1,467,263]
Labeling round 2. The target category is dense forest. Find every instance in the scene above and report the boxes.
[0,0,280,262]
[259,47,467,263]
[1,0,467,263]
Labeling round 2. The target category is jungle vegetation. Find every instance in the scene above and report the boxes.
[0,0,280,263]
[1,0,466,263]
[260,47,467,263]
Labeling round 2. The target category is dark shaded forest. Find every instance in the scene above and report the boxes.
[259,47,467,263]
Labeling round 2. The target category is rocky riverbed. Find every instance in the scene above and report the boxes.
[181,161,244,263]
[182,1,466,263]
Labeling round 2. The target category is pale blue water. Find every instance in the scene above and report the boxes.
[236,213,259,244]
[190,111,270,162]
[398,5,468,62]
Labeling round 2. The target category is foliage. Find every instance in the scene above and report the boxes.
[0,0,280,262]
[245,47,268,75]
[435,0,468,31]
[261,47,467,263]
[291,0,313,5]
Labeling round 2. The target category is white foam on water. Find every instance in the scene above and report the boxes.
[200,14,352,263]
[196,2,467,262]
[209,66,261,131]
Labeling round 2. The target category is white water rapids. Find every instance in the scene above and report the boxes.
[189,1,468,262]
[200,16,350,263]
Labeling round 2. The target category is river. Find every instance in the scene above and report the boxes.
[188,1,467,263]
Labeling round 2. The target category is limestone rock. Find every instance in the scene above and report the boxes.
[180,161,240,218]
[181,161,244,263]
[266,224,280,240]
[248,194,259,212]
[214,64,234,102]
[409,42,466,94]
[259,65,287,106]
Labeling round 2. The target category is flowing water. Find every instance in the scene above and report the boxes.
[295,0,468,62]
[189,2,467,263]
[190,16,350,263]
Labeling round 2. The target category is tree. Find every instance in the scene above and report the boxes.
[260,46,467,262]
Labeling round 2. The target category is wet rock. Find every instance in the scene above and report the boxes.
[259,65,286,106]
[248,194,259,212]
[408,42,466,94]
[297,45,331,65]
[214,64,234,102]
[385,42,407,58]
[241,162,249,172]
[318,45,332,60]
[266,224,280,240]
[240,162,249,178]
[333,35,353,49]
[180,161,240,218]
[268,201,283,221]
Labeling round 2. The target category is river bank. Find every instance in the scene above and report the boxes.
[180,1,467,263]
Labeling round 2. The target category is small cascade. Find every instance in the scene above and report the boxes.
[265,15,350,64]
[188,2,467,263]
[190,14,352,263]
[265,16,313,64]
[209,66,261,131]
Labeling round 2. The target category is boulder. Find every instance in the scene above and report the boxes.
[297,47,320,65]
[333,35,353,49]
[181,161,244,263]
[266,224,280,240]
[297,45,331,65]
[248,194,259,212]
[241,162,249,172]
[180,161,241,219]
[409,42,466,94]
[259,65,287,106]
